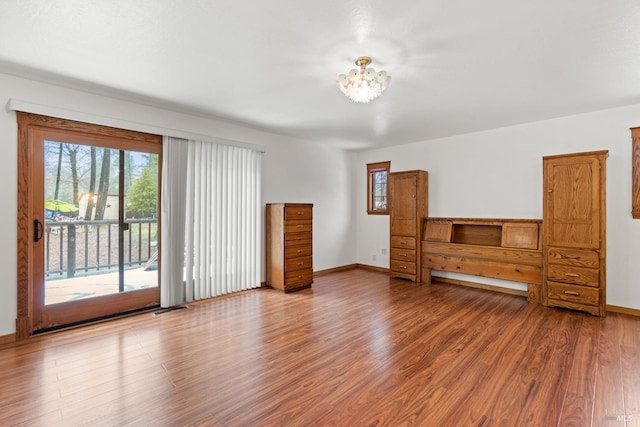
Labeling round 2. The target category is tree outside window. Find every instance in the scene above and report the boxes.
[367,161,390,214]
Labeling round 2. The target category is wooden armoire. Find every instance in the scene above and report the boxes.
[389,170,428,282]
[542,151,607,316]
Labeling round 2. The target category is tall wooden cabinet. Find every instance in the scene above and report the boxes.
[542,151,607,316]
[389,170,428,282]
[266,203,313,292]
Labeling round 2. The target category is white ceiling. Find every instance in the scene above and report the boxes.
[2,1,640,150]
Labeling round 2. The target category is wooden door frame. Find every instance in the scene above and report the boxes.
[16,112,162,339]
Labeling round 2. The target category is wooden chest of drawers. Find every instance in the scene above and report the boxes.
[266,203,313,292]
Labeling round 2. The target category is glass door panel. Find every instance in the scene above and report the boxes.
[43,141,159,305]
[122,151,159,295]
[31,130,160,331]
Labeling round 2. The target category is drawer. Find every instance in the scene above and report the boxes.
[547,281,599,307]
[390,260,417,275]
[285,269,313,287]
[391,236,416,250]
[547,264,599,287]
[284,205,312,220]
[285,245,312,258]
[285,256,312,272]
[547,247,599,268]
[285,220,312,234]
[390,248,416,262]
[285,231,312,245]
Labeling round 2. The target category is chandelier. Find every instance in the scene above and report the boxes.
[337,56,391,103]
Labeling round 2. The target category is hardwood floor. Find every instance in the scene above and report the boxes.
[1,267,638,426]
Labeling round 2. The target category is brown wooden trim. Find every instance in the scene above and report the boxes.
[313,264,391,275]
[367,161,390,215]
[527,283,541,304]
[542,149,610,160]
[632,128,640,218]
[431,276,528,298]
[0,333,16,346]
[313,264,360,276]
[17,112,161,144]
[16,113,32,339]
[606,304,640,317]
[354,263,391,274]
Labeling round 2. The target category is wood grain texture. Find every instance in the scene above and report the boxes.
[632,128,640,219]
[16,113,32,339]
[424,254,542,284]
[424,241,543,266]
[266,203,313,292]
[0,268,637,426]
[389,170,427,282]
[543,150,607,317]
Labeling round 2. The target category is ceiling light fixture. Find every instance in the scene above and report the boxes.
[337,56,391,103]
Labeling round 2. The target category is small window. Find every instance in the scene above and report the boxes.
[367,161,390,214]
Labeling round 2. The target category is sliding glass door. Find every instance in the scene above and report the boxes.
[22,116,162,332]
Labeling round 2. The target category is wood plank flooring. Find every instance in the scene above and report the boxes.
[1,267,638,426]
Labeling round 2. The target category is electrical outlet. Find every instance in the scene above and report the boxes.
[381,248,387,255]
[372,254,377,261]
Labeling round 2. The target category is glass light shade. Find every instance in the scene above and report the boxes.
[337,57,391,103]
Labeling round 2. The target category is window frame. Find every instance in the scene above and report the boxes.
[367,161,391,215]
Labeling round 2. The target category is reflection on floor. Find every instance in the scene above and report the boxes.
[45,267,158,305]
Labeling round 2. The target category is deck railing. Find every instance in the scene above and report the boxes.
[44,219,158,278]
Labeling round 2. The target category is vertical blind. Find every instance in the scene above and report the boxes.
[160,137,262,307]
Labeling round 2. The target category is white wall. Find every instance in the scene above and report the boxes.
[354,103,640,310]
[261,138,356,273]
[0,73,355,336]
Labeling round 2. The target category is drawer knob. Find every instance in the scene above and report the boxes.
[297,225,303,228]
[298,262,303,266]
[297,249,303,254]
[400,265,407,269]
[297,211,303,215]
[564,290,580,296]
[401,241,407,245]
[565,273,580,278]
[400,253,407,257]
[561,254,581,260]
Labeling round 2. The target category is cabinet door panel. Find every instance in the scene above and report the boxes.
[544,156,600,248]
[390,174,417,220]
[391,219,416,236]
